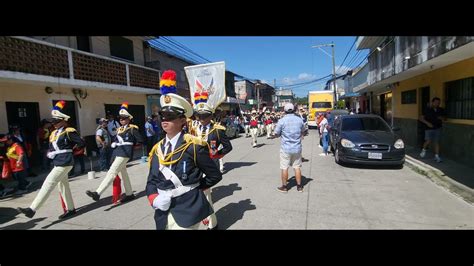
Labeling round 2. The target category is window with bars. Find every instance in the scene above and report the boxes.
[401,89,417,104]
[445,77,474,119]
[109,36,134,62]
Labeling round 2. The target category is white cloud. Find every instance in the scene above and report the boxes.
[279,72,317,86]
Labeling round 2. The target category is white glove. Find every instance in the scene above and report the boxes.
[111,142,117,148]
[152,190,172,211]
[46,152,55,159]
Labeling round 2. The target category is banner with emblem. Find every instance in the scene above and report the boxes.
[185,61,226,111]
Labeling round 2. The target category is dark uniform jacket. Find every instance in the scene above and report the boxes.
[146,132,222,229]
[198,122,233,158]
[49,127,85,167]
[112,124,143,161]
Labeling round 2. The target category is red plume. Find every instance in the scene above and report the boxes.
[161,70,176,81]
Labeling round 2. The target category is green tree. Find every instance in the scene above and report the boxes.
[337,100,345,109]
[295,97,308,106]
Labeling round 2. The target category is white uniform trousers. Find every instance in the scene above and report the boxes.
[203,188,218,229]
[166,213,201,230]
[30,165,74,211]
[96,156,133,196]
[258,124,264,136]
[244,125,250,137]
[250,128,258,146]
[266,124,273,138]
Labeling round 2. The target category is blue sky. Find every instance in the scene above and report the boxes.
[170,36,369,97]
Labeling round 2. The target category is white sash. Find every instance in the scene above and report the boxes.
[47,128,72,159]
[115,126,133,146]
[157,143,198,198]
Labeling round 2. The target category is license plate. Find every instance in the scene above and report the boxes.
[368,152,382,160]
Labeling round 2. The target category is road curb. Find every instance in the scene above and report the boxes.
[405,155,474,205]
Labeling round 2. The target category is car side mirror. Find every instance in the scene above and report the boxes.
[392,127,401,131]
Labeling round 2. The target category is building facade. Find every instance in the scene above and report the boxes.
[353,36,474,165]
[0,36,160,161]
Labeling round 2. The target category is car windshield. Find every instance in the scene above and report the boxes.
[341,117,391,132]
[312,102,332,108]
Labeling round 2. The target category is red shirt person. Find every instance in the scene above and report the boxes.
[0,135,31,192]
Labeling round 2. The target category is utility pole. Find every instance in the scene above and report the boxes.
[331,42,337,107]
[312,42,337,107]
[255,80,260,111]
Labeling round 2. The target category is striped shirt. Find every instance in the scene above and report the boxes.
[274,113,305,154]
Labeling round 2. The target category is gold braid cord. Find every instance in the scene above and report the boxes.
[148,134,207,167]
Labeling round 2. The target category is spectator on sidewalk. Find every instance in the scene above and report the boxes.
[319,113,329,156]
[152,114,163,144]
[145,116,156,154]
[419,97,446,163]
[0,134,32,194]
[107,113,121,142]
[316,113,324,147]
[273,103,305,193]
[96,118,111,172]
[10,125,36,177]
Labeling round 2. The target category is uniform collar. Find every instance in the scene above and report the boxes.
[165,131,182,149]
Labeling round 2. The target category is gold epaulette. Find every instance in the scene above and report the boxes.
[65,127,77,133]
[129,124,139,129]
[184,133,208,146]
[213,124,226,131]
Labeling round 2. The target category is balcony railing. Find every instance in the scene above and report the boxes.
[0,36,161,90]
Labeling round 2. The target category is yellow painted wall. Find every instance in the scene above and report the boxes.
[394,57,474,125]
[0,81,147,136]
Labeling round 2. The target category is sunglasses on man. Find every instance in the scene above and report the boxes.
[159,112,182,121]
[196,113,212,119]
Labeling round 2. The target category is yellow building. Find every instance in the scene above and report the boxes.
[393,56,474,165]
[355,36,474,165]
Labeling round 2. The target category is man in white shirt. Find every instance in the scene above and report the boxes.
[319,113,329,156]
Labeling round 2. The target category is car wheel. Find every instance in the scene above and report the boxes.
[335,146,341,165]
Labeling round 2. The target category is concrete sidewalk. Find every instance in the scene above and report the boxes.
[404,146,474,204]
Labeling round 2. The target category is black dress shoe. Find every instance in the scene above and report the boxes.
[86,190,100,201]
[18,207,35,218]
[58,209,77,219]
[120,194,136,203]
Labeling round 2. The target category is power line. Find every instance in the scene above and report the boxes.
[346,49,363,69]
[352,37,395,70]
[336,37,357,73]
[148,39,202,65]
[276,74,332,88]
[158,37,209,64]
[162,37,212,63]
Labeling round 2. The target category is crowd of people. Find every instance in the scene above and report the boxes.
[2,60,446,231]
